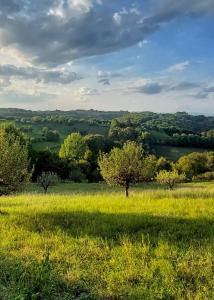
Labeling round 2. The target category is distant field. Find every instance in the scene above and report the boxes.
[0,182,214,299]
[15,121,108,151]
[155,145,209,160]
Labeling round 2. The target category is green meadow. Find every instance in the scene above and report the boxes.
[0,182,214,299]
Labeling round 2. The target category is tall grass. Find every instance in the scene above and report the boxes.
[0,182,214,299]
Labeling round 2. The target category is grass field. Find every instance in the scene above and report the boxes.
[0,182,214,299]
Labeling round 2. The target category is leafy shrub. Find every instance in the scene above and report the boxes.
[156,170,186,190]
[176,152,211,180]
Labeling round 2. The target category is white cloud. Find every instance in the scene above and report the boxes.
[113,13,122,25]
[68,0,93,12]
[48,0,64,18]
[74,86,98,101]
[167,61,190,72]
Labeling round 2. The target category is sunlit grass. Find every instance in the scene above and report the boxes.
[0,182,214,299]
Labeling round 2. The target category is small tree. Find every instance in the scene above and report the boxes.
[98,142,144,197]
[0,127,31,195]
[37,172,59,193]
[156,170,186,190]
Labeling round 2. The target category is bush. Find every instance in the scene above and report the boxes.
[156,170,186,190]
[176,152,209,180]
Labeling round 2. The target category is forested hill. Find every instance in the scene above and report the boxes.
[0,108,128,121]
[0,108,213,160]
[0,109,213,133]
[113,111,214,134]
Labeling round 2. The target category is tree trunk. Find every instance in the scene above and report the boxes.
[169,183,174,190]
[125,182,129,197]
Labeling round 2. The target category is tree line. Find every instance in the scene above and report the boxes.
[0,124,213,196]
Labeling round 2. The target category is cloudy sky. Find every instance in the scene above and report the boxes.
[0,0,214,114]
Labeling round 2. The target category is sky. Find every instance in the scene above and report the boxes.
[0,0,214,114]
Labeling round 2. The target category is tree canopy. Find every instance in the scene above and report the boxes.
[59,132,89,161]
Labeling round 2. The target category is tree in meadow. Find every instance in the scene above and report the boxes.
[37,172,59,193]
[156,170,186,190]
[98,141,146,197]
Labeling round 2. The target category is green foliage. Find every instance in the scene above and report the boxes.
[0,126,31,195]
[141,155,158,181]
[115,111,214,134]
[98,142,145,196]
[59,132,89,161]
[156,170,186,190]
[109,125,140,144]
[193,171,214,181]
[68,160,91,183]
[37,172,59,193]
[30,149,70,181]
[84,134,113,157]
[156,156,172,172]
[42,127,60,142]
[2,123,28,146]
[2,110,213,185]
[110,112,214,149]
[176,152,213,180]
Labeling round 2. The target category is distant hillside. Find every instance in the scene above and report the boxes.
[0,109,213,158]
[0,108,128,121]
[114,111,214,134]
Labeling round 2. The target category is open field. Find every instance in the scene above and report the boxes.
[0,182,214,299]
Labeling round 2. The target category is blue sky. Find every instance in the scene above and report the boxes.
[0,0,214,114]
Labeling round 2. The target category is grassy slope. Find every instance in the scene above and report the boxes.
[0,182,214,299]
[154,145,209,161]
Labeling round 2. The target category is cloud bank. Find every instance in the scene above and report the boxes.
[0,64,81,84]
[1,0,214,67]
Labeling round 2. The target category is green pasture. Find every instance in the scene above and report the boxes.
[0,182,214,299]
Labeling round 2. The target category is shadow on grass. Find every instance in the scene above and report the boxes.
[16,211,214,247]
[0,252,93,300]
[0,210,9,215]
